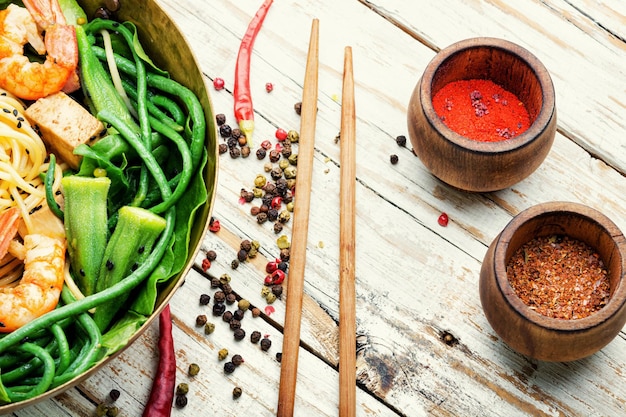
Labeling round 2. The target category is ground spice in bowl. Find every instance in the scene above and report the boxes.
[432,79,531,142]
[506,234,610,320]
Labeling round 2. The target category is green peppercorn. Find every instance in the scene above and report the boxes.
[218,348,229,361]
[254,174,267,188]
[224,361,236,374]
[286,178,296,190]
[175,394,188,408]
[106,406,119,417]
[288,153,298,165]
[265,292,277,304]
[279,210,291,223]
[253,187,264,198]
[176,383,189,396]
[238,299,250,311]
[220,274,231,285]
[95,403,108,417]
[231,354,245,366]
[287,129,299,143]
[204,322,215,334]
[261,286,271,298]
[252,240,261,250]
[188,363,200,376]
[284,166,297,179]
[264,162,273,172]
[233,386,243,399]
[286,202,294,213]
[196,314,207,327]
[277,235,290,249]
[250,330,262,344]
[260,337,272,351]
[278,159,289,170]
[248,246,258,258]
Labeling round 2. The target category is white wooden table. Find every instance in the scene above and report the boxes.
[8,0,626,416]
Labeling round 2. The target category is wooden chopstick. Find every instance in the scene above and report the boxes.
[277,18,319,417]
[338,46,356,417]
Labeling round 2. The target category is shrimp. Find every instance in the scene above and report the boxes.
[0,208,67,333]
[0,2,78,100]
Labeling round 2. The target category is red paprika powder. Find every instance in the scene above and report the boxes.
[432,79,531,142]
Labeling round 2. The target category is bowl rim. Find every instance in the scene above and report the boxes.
[419,36,556,154]
[493,201,626,331]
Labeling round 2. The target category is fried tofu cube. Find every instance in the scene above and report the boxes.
[24,92,106,169]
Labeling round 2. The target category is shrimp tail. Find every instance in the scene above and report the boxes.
[0,207,20,260]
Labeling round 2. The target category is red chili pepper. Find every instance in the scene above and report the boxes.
[233,0,274,146]
[142,304,175,417]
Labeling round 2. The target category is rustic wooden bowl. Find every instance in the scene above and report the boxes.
[407,37,556,192]
[479,202,626,362]
[0,0,218,413]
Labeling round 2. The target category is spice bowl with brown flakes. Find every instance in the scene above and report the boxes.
[479,201,626,362]
[406,37,557,192]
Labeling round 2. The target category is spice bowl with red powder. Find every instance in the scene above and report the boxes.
[479,202,626,362]
[407,37,556,192]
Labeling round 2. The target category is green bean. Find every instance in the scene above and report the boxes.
[97,110,172,208]
[3,343,55,402]
[0,208,175,353]
[152,94,186,126]
[91,46,206,171]
[45,154,64,221]
[121,78,184,132]
[0,337,56,384]
[50,323,70,376]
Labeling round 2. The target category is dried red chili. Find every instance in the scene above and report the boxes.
[432,79,531,142]
[142,304,175,417]
[233,0,274,145]
[507,235,610,320]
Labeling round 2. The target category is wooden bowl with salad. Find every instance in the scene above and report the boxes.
[0,0,217,412]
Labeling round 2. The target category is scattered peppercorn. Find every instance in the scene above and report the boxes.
[216,113,226,125]
[204,322,215,334]
[213,77,225,90]
[438,212,449,227]
[229,319,241,330]
[222,283,233,295]
[206,250,217,261]
[276,352,282,362]
[219,123,232,138]
[396,135,407,147]
[218,348,229,361]
[260,337,272,351]
[233,386,243,399]
[224,361,236,374]
[199,293,211,305]
[212,303,226,316]
[256,148,267,159]
[390,154,399,164]
[229,147,241,158]
[271,285,283,299]
[231,354,245,366]
[237,249,248,262]
[219,143,228,154]
[251,307,261,318]
[241,145,251,158]
[250,330,262,344]
[175,394,188,408]
[294,101,302,115]
[222,311,234,322]
[209,218,221,233]
[231,259,240,269]
[106,406,119,417]
[188,363,200,376]
[214,290,226,303]
[211,277,221,288]
[226,293,237,305]
[234,328,246,341]
[238,299,250,311]
[95,403,108,417]
[176,383,189,396]
[196,314,207,327]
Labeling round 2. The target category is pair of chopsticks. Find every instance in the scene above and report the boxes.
[277,18,357,417]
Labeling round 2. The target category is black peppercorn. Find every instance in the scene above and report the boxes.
[270,167,283,180]
[276,352,282,362]
[224,361,236,374]
[229,147,241,158]
[229,319,241,330]
[240,240,252,252]
[214,290,226,303]
[109,389,120,401]
[222,311,233,322]
[221,283,233,294]
[210,277,221,288]
[390,154,399,164]
[250,330,262,344]
[199,293,210,305]
[269,150,281,163]
[232,128,242,140]
[256,148,267,160]
[231,354,245,366]
[175,394,188,408]
[238,135,248,147]
[396,135,407,147]
[195,314,207,326]
[256,212,268,224]
[294,101,302,115]
[280,248,290,262]
[233,328,246,341]
[218,143,228,154]
[219,124,232,138]
[250,206,261,216]
[277,262,289,272]
[271,285,283,299]
[233,309,245,321]
[260,337,272,351]
[237,249,248,262]
[227,136,238,149]
[233,386,243,399]
[273,222,283,234]
[231,259,240,269]
[226,293,237,305]
[241,145,251,158]
[216,113,226,126]
[206,250,217,261]
[212,303,226,316]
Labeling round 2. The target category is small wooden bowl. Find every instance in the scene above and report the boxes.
[479,202,626,362]
[407,37,556,192]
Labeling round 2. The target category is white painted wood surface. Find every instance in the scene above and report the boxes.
[6,0,626,416]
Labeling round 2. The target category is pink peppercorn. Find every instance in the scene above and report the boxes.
[213,77,225,90]
[265,82,274,93]
[438,213,449,227]
[275,128,288,141]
